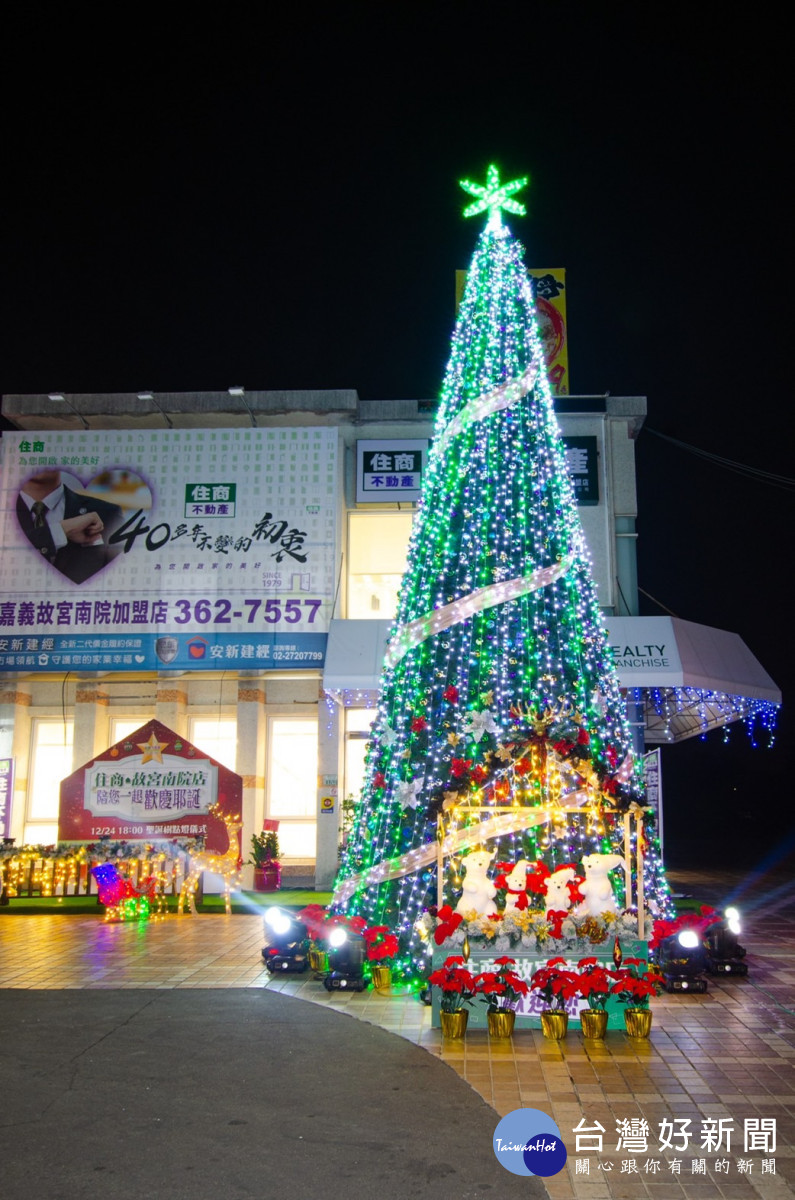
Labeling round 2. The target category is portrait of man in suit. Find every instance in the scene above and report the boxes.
[17,469,125,583]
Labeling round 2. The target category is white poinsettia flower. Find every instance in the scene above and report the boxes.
[380,721,399,747]
[394,777,422,810]
[461,708,499,743]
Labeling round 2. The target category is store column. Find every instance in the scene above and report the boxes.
[73,683,110,769]
[237,680,266,887]
[0,683,31,844]
[315,697,342,891]
[155,678,188,737]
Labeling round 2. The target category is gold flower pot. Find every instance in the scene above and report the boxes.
[308,947,328,975]
[540,1010,569,1040]
[580,1009,608,1039]
[487,1010,516,1038]
[371,964,391,991]
[440,1010,469,1038]
[624,1007,653,1038]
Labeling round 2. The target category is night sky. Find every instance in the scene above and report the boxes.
[3,9,792,872]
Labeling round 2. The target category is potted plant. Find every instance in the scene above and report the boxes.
[529,956,580,1040]
[575,956,615,1038]
[363,925,399,990]
[474,955,529,1038]
[610,957,664,1038]
[427,955,479,1038]
[297,904,331,973]
[248,830,281,892]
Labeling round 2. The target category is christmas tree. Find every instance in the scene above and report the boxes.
[333,166,671,978]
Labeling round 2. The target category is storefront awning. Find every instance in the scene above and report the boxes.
[323,615,781,743]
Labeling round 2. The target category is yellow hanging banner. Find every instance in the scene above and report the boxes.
[455,267,569,396]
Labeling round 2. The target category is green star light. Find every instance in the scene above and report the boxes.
[460,164,529,228]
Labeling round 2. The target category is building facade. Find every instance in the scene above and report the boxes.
[0,389,778,887]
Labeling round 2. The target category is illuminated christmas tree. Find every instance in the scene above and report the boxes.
[333,166,671,977]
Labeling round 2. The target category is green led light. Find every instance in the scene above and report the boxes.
[460,163,528,226]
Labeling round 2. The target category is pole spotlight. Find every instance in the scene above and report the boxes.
[322,926,367,992]
[656,928,709,993]
[261,907,309,972]
[704,906,748,976]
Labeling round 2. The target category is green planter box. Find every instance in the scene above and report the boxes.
[430,940,648,1030]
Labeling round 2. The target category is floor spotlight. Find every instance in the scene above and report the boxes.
[322,926,367,992]
[704,907,748,975]
[261,907,309,972]
[656,928,709,993]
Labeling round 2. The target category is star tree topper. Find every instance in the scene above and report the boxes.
[460,164,528,230]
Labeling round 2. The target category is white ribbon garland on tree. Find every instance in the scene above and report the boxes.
[434,358,541,456]
[384,553,574,669]
[332,807,551,906]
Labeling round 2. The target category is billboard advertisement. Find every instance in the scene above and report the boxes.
[0,428,339,672]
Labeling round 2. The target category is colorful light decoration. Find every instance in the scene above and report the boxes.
[91,862,162,923]
[178,803,243,915]
[332,166,673,979]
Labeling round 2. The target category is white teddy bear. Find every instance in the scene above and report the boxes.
[455,848,498,917]
[502,858,532,913]
[574,852,624,917]
[544,866,578,918]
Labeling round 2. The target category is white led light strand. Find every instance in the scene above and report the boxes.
[434,359,541,456]
[383,553,574,668]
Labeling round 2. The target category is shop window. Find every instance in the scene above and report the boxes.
[347,511,413,619]
[110,717,150,745]
[189,717,237,771]
[25,719,73,844]
[267,717,318,858]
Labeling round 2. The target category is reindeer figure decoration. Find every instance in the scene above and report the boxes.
[178,803,243,915]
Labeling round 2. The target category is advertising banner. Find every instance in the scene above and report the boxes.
[455,266,569,395]
[0,428,339,673]
[58,719,242,849]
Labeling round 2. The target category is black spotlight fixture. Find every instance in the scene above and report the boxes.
[322,926,367,992]
[656,928,709,993]
[261,908,309,972]
[704,907,748,976]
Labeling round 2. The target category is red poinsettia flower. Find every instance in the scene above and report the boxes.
[577,728,590,746]
[363,925,399,962]
[553,739,574,756]
[297,904,329,939]
[373,772,386,789]
[471,764,489,784]
[473,959,529,1012]
[433,904,463,945]
[576,958,615,1009]
[428,956,479,1011]
[610,961,665,1007]
[451,757,473,777]
[526,862,551,894]
[530,958,580,1010]
[514,757,532,776]
[411,716,427,733]
[605,745,619,769]
[443,685,459,703]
